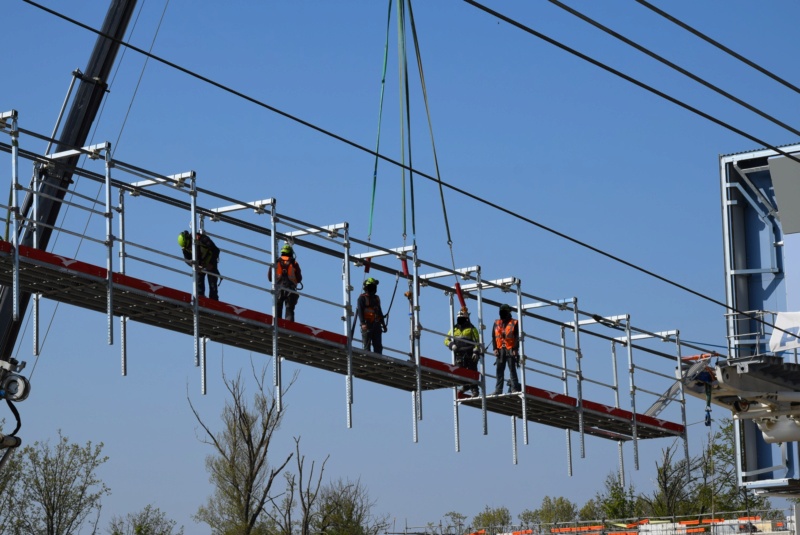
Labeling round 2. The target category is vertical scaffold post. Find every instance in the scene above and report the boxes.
[118,189,127,376]
[8,111,20,322]
[674,331,690,478]
[512,415,518,465]
[342,223,354,428]
[411,244,422,441]
[516,281,528,445]
[572,302,586,458]
[270,202,282,412]
[611,339,623,482]
[624,315,640,470]
[104,143,114,346]
[32,160,40,357]
[560,323,573,476]
[476,267,488,436]
[201,336,207,396]
[189,174,200,368]
[450,294,461,452]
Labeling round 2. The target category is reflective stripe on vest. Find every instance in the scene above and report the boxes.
[494,319,518,350]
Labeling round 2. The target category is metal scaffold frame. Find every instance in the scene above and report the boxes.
[0,112,688,474]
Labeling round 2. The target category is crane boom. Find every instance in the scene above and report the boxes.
[0,0,137,360]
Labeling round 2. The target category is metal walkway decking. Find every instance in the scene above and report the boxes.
[0,239,684,440]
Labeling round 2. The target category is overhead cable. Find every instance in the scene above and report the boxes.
[635,0,800,96]
[22,0,798,339]
[460,0,800,166]
[547,0,800,139]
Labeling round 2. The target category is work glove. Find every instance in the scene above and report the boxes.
[471,353,480,364]
[448,342,457,351]
[493,349,499,357]
[381,324,387,333]
[361,324,368,334]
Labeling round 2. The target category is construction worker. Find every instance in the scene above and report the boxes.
[445,307,481,397]
[357,277,387,354]
[178,230,220,300]
[493,304,521,395]
[268,243,303,322]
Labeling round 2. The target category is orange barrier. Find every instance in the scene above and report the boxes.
[552,526,604,534]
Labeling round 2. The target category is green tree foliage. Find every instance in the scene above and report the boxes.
[640,445,700,517]
[538,496,578,524]
[108,504,184,535]
[692,419,772,514]
[190,366,293,535]
[636,419,772,518]
[0,448,20,535]
[578,499,602,522]
[443,511,467,534]
[472,505,512,532]
[518,508,538,529]
[593,473,642,520]
[309,477,390,535]
[517,496,578,530]
[9,430,109,535]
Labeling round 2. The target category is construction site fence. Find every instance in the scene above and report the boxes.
[393,507,798,535]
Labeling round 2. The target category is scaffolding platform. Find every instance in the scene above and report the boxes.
[0,239,684,440]
[0,239,479,393]
[458,389,684,441]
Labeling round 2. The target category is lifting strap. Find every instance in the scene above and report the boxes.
[368,0,394,242]
[406,0,457,272]
[397,0,414,242]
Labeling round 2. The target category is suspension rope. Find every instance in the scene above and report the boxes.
[368,0,393,242]
[396,0,409,242]
[400,2,417,241]
[406,0,457,274]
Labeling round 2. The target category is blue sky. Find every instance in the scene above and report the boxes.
[4,0,800,531]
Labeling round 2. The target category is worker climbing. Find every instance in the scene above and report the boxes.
[178,229,221,300]
[357,277,387,354]
[445,307,481,397]
[268,243,303,322]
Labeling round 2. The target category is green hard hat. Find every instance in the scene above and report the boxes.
[499,304,512,313]
[364,277,379,287]
[178,230,190,248]
[281,244,293,255]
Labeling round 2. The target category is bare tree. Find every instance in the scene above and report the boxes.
[189,364,293,535]
[311,477,390,535]
[108,504,184,535]
[266,436,329,535]
[12,430,109,535]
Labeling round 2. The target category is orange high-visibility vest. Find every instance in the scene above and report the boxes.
[494,319,518,350]
[276,256,299,285]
